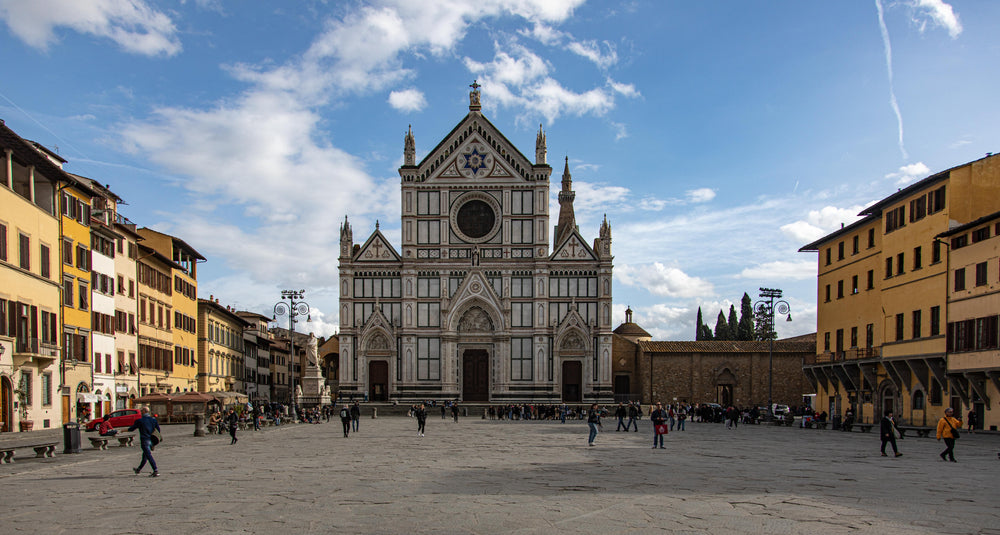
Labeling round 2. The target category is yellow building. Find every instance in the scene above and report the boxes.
[137,228,203,393]
[938,210,1000,430]
[0,121,66,431]
[198,297,248,393]
[136,244,176,395]
[801,154,1000,427]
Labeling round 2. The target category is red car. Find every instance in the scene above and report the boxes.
[84,409,142,432]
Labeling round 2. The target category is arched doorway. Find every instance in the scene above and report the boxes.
[716,368,736,406]
[877,380,897,420]
[368,361,388,401]
[0,376,12,432]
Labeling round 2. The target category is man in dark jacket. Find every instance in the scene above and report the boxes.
[128,407,160,477]
[880,409,902,457]
[415,403,427,436]
[226,408,239,445]
[350,402,361,433]
[339,404,352,437]
[651,403,668,449]
[615,403,627,431]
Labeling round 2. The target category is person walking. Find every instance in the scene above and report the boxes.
[651,402,668,449]
[880,409,902,457]
[676,405,687,431]
[339,404,352,437]
[415,403,427,436]
[967,409,977,434]
[615,403,627,431]
[936,407,962,462]
[587,403,602,446]
[128,406,160,477]
[451,402,460,422]
[252,404,261,431]
[626,402,639,432]
[226,408,239,445]
[350,401,361,433]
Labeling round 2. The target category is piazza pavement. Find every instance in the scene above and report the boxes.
[0,412,998,534]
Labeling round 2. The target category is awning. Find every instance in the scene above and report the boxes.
[77,393,100,403]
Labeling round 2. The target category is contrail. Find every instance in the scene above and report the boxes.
[875,0,908,160]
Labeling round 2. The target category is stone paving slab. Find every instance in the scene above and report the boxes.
[1,417,998,534]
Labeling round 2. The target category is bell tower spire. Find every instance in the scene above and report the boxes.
[403,125,415,166]
[535,124,546,165]
[554,156,577,246]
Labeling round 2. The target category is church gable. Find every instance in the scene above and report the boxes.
[354,230,401,262]
[445,270,504,330]
[551,230,597,262]
[416,114,535,184]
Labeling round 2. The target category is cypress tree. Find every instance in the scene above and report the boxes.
[738,292,755,341]
[714,310,730,340]
[727,305,738,339]
[695,307,704,340]
[700,324,714,340]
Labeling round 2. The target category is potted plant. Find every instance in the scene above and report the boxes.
[14,382,32,432]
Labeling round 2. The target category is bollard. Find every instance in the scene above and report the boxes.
[193,414,206,437]
[371,407,378,419]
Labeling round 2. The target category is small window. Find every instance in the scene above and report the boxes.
[954,268,966,292]
[895,313,904,341]
[825,248,831,266]
[975,262,987,286]
[852,235,859,255]
[838,241,844,260]
[18,233,30,270]
[913,246,921,270]
[912,390,925,410]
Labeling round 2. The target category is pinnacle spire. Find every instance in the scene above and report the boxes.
[535,124,546,165]
[404,124,415,166]
[554,156,577,246]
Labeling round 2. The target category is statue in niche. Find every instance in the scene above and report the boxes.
[459,307,493,332]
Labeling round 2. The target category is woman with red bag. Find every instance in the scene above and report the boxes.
[651,402,668,449]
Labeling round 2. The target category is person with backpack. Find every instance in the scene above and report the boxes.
[339,404,352,438]
[936,407,962,462]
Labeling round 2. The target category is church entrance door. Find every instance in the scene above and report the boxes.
[562,361,582,402]
[462,350,489,402]
[369,361,388,402]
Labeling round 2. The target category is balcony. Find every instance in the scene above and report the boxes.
[805,347,881,365]
[12,338,59,365]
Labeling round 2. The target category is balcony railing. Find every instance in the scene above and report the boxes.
[805,347,882,365]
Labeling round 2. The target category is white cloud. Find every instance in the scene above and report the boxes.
[910,0,962,38]
[780,204,868,244]
[0,0,181,56]
[465,40,625,123]
[617,263,714,299]
[610,121,628,141]
[607,79,640,98]
[388,88,427,112]
[567,39,618,69]
[638,197,668,211]
[885,161,930,186]
[738,260,816,281]
[686,188,715,203]
[519,21,565,45]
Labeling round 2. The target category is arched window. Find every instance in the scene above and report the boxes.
[912,390,925,410]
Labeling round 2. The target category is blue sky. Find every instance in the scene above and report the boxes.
[1,0,996,340]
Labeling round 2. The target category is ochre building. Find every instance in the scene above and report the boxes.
[800,154,1000,427]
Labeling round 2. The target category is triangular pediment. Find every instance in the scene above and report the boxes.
[444,269,505,331]
[413,113,539,184]
[555,307,592,351]
[550,230,597,262]
[354,230,401,262]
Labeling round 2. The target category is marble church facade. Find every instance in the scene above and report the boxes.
[337,85,614,404]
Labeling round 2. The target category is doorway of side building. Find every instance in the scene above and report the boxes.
[716,368,736,406]
[0,376,11,432]
[462,349,489,402]
[369,361,388,402]
[614,375,630,402]
[562,361,582,403]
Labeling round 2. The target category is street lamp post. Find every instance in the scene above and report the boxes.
[754,287,791,421]
[273,290,310,411]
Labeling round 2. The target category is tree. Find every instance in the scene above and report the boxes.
[700,324,714,341]
[737,292,755,341]
[755,311,776,341]
[727,305,738,339]
[714,310,730,340]
[695,307,704,340]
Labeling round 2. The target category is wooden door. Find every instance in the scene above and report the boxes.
[462,350,489,402]
[62,394,71,425]
[369,361,388,402]
[0,376,10,432]
[562,361,582,403]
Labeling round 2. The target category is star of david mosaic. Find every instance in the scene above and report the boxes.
[457,145,493,179]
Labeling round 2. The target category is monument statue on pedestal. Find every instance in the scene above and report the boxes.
[297,332,331,407]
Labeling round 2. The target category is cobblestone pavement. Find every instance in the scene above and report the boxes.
[1,416,998,534]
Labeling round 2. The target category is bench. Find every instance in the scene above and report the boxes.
[897,426,933,438]
[815,421,829,430]
[116,433,135,447]
[0,442,58,463]
[88,436,112,450]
